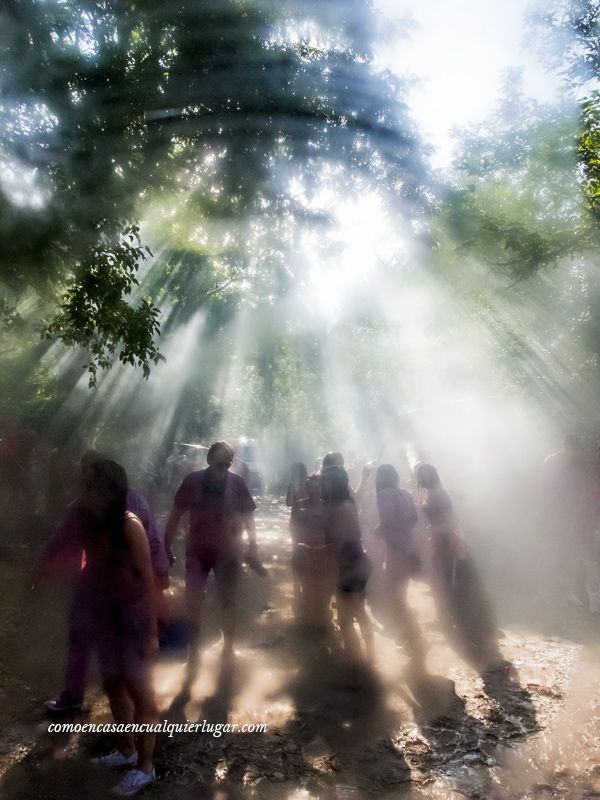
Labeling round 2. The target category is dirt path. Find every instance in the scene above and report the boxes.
[0,498,599,799]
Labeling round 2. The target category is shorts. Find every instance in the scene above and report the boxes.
[185,547,241,602]
[338,553,371,594]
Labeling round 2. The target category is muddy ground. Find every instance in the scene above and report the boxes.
[1,498,600,800]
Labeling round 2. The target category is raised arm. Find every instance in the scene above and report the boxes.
[355,464,373,502]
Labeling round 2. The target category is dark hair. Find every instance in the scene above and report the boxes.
[416,463,441,490]
[81,448,108,470]
[375,464,399,492]
[290,462,308,483]
[321,465,351,503]
[322,451,344,469]
[207,441,234,464]
[84,458,128,552]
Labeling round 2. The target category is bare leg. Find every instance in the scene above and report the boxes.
[291,553,303,620]
[103,676,135,757]
[215,558,240,653]
[336,591,363,660]
[354,594,375,663]
[311,575,329,628]
[184,586,205,686]
[388,571,427,666]
[126,677,157,774]
[62,600,93,706]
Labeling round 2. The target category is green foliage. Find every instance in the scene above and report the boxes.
[441,75,587,282]
[42,223,163,385]
[1,0,426,387]
[579,94,600,222]
[532,0,600,86]
[534,1,600,227]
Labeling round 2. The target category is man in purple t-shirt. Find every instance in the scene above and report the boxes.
[165,441,258,667]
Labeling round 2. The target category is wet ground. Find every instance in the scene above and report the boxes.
[1,497,600,799]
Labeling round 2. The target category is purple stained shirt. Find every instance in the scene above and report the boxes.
[174,469,256,555]
[126,487,169,575]
[38,487,168,577]
[377,486,418,540]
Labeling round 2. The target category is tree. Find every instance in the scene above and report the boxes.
[439,71,586,284]
[1,0,427,384]
[532,0,600,225]
[426,67,600,427]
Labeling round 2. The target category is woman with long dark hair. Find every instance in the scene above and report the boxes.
[321,465,374,662]
[81,458,158,796]
[286,462,308,507]
[375,464,427,666]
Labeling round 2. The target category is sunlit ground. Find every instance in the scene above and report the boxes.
[2,3,600,797]
[1,497,599,800]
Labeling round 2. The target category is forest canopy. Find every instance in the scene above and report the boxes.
[1,0,600,458]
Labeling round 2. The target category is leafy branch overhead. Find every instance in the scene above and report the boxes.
[43,224,164,386]
[580,94,600,224]
[440,71,594,284]
[1,0,428,385]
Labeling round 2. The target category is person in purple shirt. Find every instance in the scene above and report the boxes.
[375,464,426,666]
[34,451,168,716]
[164,441,258,682]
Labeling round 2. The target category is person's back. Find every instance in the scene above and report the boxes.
[291,496,325,547]
[377,485,419,575]
[423,485,454,534]
[81,510,149,607]
[321,466,373,659]
[325,498,366,585]
[377,486,417,540]
[290,476,334,628]
[326,498,361,545]
[373,474,425,662]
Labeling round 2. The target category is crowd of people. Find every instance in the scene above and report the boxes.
[32,441,260,796]
[287,451,504,674]
[2,429,597,796]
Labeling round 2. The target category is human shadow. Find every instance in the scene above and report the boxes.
[480,662,537,736]
[279,625,413,796]
[396,654,536,794]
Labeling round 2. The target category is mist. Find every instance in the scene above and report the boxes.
[2,0,600,798]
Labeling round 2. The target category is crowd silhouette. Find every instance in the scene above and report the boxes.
[1,430,594,796]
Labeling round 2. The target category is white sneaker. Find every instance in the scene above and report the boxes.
[111,768,156,797]
[91,749,138,767]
